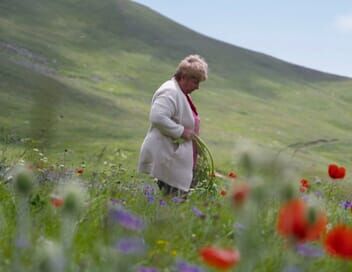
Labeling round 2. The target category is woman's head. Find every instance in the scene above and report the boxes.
[174,55,208,82]
[175,55,208,94]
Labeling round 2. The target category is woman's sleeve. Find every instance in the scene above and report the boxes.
[149,93,184,139]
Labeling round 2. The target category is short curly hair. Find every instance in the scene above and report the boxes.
[174,54,208,82]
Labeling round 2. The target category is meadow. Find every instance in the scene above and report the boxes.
[1,0,352,271]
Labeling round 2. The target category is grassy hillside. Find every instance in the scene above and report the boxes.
[0,0,351,173]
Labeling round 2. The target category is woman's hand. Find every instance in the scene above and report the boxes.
[181,128,194,141]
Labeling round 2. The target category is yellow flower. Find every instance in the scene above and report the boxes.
[156,240,168,246]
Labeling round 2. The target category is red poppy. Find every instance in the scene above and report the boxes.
[325,225,352,259]
[277,198,327,242]
[328,164,346,179]
[50,195,64,208]
[300,179,310,193]
[76,167,84,175]
[232,183,250,206]
[220,189,227,196]
[228,171,237,179]
[200,246,240,270]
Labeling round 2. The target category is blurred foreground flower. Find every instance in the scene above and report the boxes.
[50,195,64,208]
[200,246,240,270]
[36,240,64,272]
[232,183,250,206]
[325,224,352,260]
[61,183,86,217]
[328,164,346,179]
[277,198,327,242]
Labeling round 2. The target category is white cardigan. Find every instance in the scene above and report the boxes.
[138,78,195,191]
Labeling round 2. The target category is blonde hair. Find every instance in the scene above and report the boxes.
[174,54,208,82]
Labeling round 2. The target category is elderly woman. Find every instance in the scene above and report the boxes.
[138,54,208,196]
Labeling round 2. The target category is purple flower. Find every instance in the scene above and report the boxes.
[137,267,159,272]
[172,197,185,204]
[175,261,204,272]
[283,266,301,272]
[143,185,155,195]
[295,243,324,258]
[109,207,145,231]
[116,237,146,254]
[314,191,323,198]
[159,199,167,206]
[192,207,205,219]
[341,200,352,210]
[144,185,155,203]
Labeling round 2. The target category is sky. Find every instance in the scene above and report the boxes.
[133,0,352,78]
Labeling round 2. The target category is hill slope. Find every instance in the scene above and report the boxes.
[0,0,351,171]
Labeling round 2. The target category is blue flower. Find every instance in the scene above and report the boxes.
[192,207,205,219]
[109,206,145,231]
[144,185,155,203]
[116,237,146,254]
[175,260,204,272]
[159,199,167,206]
[172,197,185,204]
[341,200,352,210]
[295,243,324,258]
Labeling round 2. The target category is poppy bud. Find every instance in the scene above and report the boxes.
[62,184,86,217]
[15,171,33,196]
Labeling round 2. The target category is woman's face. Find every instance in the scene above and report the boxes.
[179,76,200,94]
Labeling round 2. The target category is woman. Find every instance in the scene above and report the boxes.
[138,55,208,195]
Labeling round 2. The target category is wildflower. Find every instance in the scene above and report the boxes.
[228,171,237,179]
[200,246,240,270]
[341,200,352,210]
[232,183,250,206]
[116,237,146,255]
[50,195,64,208]
[299,179,310,193]
[109,207,145,231]
[220,189,227,196]
[295,243,324,258]
[328,164,346,179]
[175,260,204,272]
[172,197,185,204]
[37,240,64,272]
[159,199,167,206]
[314,191,323,198]
[14,171,33,196]
[143,185,155,203]
[192,207,205,219]
[283,266,301,272]
[61,183,86,217]
[277,198,327,242]
[325,224,352,259]
[75,167,84,175]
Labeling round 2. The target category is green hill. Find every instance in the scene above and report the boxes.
[0,0,351,172]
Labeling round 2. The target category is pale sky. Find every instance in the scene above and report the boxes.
[133,0,352,78]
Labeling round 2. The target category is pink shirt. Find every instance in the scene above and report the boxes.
[185,94,200,169]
